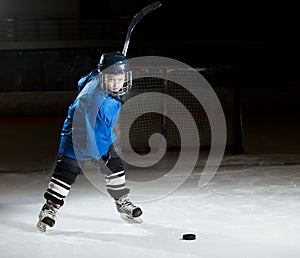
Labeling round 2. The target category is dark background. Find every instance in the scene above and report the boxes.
[0,0,295,88]
[0,0,296,87]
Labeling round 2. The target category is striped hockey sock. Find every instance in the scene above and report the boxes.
[44,176,71,206]
[105,171,130,199]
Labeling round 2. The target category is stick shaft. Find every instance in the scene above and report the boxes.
[122,1,162,56]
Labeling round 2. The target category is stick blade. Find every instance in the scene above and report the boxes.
[141,1,162,15]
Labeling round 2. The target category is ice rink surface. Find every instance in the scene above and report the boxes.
[1,154,300,258]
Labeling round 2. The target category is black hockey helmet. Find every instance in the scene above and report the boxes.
[97,51,132,95]
[98,51,130,73]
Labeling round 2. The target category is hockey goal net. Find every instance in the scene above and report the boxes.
[118,65,244,154]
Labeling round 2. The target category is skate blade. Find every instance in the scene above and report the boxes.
[120,213,143,223]
[36,221,48,232]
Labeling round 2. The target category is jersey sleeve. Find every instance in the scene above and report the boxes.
[95,98,122,157]
[77,68,99,92]
[72,78,105,160]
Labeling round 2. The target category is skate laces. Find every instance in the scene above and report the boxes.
[44,202,59,217]
[117,196,136,213]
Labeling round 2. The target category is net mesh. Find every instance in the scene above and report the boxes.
[118,66,243,153]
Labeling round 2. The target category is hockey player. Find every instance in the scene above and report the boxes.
[36,52,143,232]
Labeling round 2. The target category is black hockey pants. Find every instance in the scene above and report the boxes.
[44,145,129,206]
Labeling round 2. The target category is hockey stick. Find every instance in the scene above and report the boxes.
[122,1,162,57]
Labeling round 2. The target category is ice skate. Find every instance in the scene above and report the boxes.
[36,201,59,232]
[115,195,143,223]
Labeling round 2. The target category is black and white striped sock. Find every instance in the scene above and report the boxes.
[105,171,130,199]
[44,177,71,206]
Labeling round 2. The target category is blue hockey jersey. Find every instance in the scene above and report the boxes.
[58,71,123,161]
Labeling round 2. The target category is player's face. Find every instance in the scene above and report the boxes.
[105,73,125,93]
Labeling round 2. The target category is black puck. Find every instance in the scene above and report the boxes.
[182,233,196,240]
